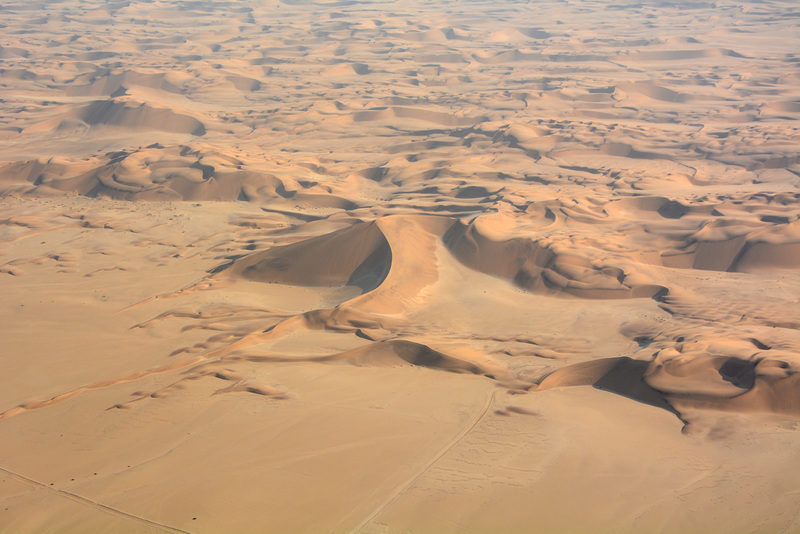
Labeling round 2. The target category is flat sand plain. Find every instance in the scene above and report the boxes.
[1,0,800,532]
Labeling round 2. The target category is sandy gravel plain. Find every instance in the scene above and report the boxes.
[1,0,799,532]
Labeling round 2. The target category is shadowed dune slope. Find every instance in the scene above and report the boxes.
[224,214,668,300]
[230,221,392,292]
[330,340,493,376]
[443,218,667,298]
[537,341,800,421]
[0,147,302,201]
[24,100,206,136]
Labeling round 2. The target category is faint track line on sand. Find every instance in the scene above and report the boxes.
[0,466,192,534]
[349,388,498,534]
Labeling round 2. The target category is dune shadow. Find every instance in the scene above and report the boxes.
[592,357,683,420]
[537,357,684,422]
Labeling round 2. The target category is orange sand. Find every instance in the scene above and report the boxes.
[1,0,799,532]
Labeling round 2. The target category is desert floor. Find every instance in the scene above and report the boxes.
[1,0,799,532]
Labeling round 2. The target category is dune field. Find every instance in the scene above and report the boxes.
[1,0,799,532]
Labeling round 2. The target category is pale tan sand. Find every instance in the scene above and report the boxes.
[1,0,800,532]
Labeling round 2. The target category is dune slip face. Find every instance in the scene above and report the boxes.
[1,0,799,532]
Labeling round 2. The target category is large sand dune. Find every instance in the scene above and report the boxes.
[1,0,799,532]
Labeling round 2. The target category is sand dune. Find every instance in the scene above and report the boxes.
[232,220,392,290]
[1,0,799,532]
[536,339,800,423]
